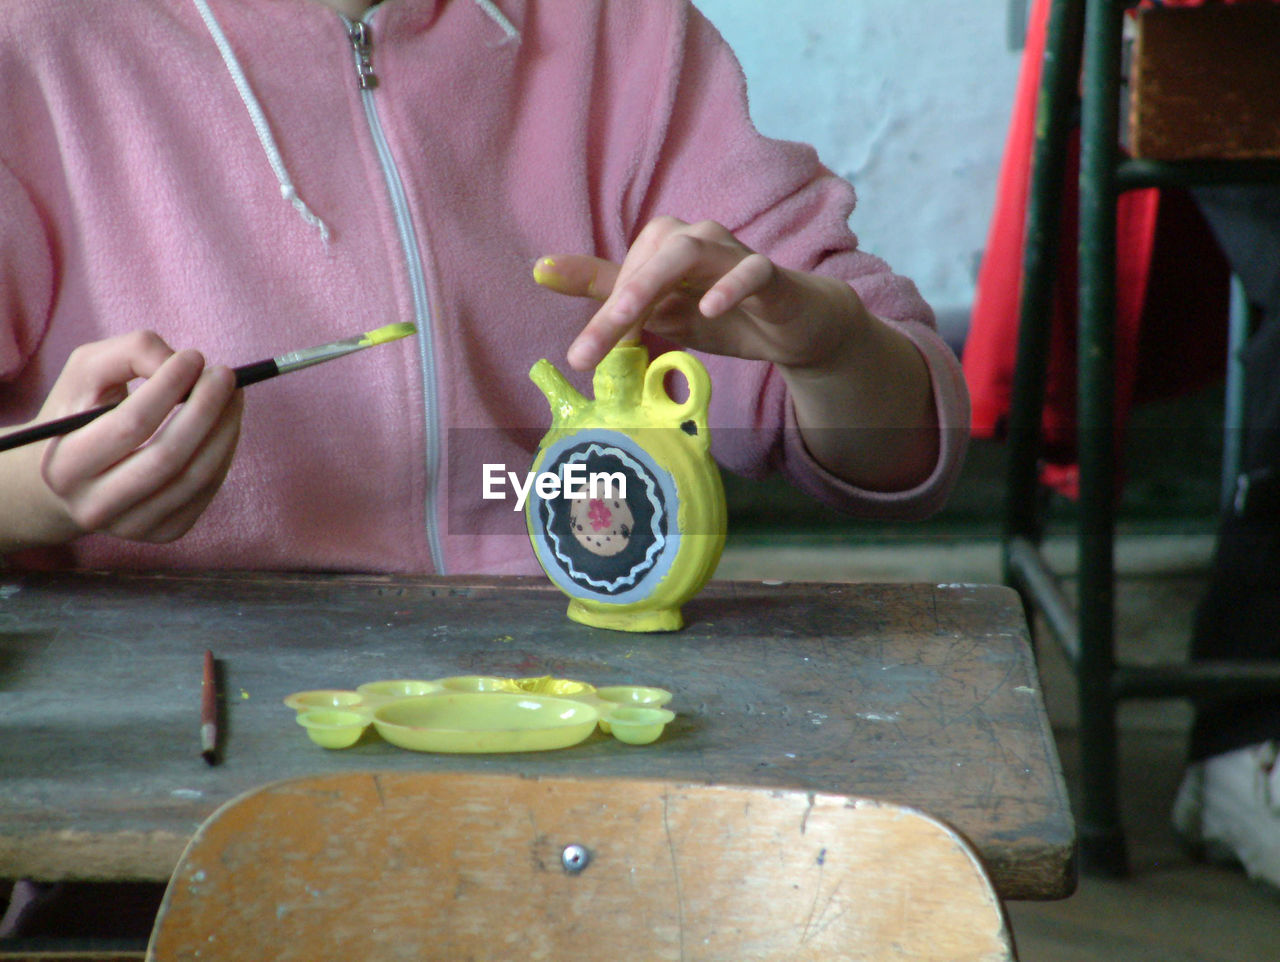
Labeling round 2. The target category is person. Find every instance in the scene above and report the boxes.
[0,0,969,937]
[0,0,968,576]
[1171,184,1280,891]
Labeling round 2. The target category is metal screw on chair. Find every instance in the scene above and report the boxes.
[561,843,590,873]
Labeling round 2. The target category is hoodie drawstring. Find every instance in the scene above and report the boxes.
[472,0,520,44]
[190,0,520,243]
[191,0,333,244]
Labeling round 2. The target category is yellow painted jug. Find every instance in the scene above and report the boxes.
[526,340,726,632]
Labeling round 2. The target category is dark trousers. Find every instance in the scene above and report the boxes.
[1189,186,1280,760]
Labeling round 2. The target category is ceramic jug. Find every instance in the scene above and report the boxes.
[526,340,726,632]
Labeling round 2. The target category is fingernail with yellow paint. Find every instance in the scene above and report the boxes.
[532,257,569,292]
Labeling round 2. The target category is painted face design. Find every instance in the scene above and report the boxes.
[531,436,670,598]
[569,496,635,557]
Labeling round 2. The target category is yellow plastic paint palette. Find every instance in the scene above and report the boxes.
[372,693,599,754]
[283,676,674,752]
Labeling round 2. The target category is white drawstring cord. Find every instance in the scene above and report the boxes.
[191,0,518,243]
[471,0,520,44]
[191,0,332,244]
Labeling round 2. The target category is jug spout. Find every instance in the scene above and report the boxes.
[529,359,586,427]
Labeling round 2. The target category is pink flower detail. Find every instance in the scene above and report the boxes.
[587,499,613,531]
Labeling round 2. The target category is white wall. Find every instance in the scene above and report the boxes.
[695,0,1024,347]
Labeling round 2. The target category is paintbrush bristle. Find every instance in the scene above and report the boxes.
[360,322,418,347]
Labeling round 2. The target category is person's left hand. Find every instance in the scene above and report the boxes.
[534,216,865,372]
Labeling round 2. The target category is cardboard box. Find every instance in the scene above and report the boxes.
[1129,4,1280,160]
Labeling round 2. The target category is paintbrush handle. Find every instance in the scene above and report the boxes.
[0,323,415,454]
[232,359,280,389]
[0,404,115,453]
[0,358,284,454]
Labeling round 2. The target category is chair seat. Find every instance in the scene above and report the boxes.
[146,771,1016,961]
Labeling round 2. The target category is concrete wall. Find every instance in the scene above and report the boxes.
[695,0,1025,348]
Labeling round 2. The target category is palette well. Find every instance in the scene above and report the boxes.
[373,693,598,754]
[295,709,371,749]
[284,677,673,753]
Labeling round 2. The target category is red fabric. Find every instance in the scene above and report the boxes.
[963,0,1230,496]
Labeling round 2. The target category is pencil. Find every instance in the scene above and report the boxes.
[201,649,219,766]
[0,322,418,453]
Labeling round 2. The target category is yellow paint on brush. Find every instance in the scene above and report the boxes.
[359,322,418,347]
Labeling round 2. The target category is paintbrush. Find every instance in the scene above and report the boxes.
[0,322,418,453]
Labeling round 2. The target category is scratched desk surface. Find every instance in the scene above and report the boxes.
[0,571,1074,900]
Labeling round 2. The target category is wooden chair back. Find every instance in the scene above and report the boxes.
[146,771,1015,961]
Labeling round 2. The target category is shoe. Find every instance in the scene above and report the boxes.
[1173,741,1280,889]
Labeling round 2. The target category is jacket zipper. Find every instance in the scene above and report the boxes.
[345,13,446,574]
[349,21,378,89]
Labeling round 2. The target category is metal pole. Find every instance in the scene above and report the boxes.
[1075,0,1127,876]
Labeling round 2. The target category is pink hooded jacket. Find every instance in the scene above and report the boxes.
[0,0,968,575]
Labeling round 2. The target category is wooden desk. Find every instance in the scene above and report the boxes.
[0,571,1075,901]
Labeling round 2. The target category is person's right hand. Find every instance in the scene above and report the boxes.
[1,331,243,551]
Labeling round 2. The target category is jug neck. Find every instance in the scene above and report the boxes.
[592,339,648,411]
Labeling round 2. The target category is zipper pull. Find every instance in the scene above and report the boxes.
[349,20,378,89]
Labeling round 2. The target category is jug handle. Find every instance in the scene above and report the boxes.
[643,351,711,450]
